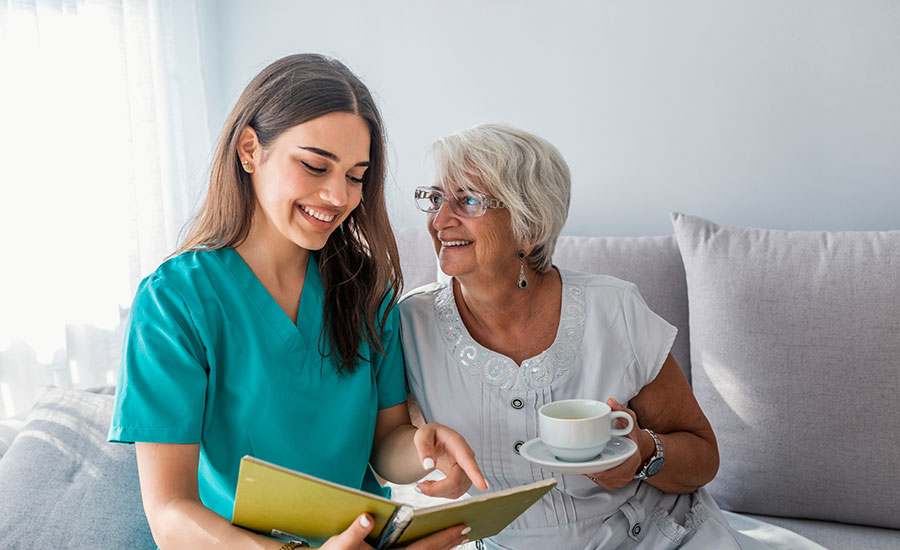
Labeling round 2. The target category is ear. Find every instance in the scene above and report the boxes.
[237,125,260,165]
[520,237,540,258]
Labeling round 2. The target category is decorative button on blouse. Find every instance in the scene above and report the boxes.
[511,398,524,409]
[514,440,524,454]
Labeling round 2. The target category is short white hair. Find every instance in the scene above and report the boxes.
[430,123,571,273]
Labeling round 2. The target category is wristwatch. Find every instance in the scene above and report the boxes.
[634,428,665,480]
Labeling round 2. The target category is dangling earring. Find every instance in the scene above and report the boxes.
[241,160,254,173]
[517,250,528,290]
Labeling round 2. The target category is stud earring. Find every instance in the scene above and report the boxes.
[241,160,253,173]
[517,250,528,290]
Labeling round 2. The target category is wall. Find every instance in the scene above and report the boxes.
[195,0,900,236]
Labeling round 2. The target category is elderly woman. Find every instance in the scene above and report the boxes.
[399,124,772,549]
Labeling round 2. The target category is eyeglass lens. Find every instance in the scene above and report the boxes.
[415,187,486,217]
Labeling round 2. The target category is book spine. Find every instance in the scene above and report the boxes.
[374,505,414,549]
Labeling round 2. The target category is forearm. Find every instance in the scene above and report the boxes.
[639,428,719,494]
[370,423,430,484]
[148,496,284,550]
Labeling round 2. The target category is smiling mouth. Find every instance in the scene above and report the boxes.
[298,204,338,223]
[441,240,473,247]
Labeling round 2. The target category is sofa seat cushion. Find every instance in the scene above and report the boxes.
[672,213,900,529]
[0,386,155,548]
[737,513,900,550]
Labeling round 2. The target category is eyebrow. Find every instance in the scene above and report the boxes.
[299,146,369,168]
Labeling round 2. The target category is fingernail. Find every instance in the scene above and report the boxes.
[423,458,435,470]
[461,526,472,536]
[414,485,424,494]
[360,515,371,528]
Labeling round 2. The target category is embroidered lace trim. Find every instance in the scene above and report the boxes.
[433,274,586,390]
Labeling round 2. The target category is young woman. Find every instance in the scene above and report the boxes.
[109,54,485,550]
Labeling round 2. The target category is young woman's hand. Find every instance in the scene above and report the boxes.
[413,422,488,498]
[317,514,470,550]
[317,514,375,550]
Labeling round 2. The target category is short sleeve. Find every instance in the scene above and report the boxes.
[621,283,678,391]
[373,302,408,410]
[108,274,209,444]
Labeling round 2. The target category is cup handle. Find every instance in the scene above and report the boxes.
[610,411,634,437]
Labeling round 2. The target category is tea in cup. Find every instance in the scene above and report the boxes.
[538,399,634,462]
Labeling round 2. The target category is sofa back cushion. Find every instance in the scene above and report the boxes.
[394,227,692,382]
[395,226,440,292]
[0,386,155,548]
[552,235,692,383]
[672,213,900,529]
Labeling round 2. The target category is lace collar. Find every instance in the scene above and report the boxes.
[433,269,586,391]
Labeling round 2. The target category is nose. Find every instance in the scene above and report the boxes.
[430,198,459,231]
[318,174,349,206]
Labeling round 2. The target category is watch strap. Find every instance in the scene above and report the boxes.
[634,428,665,480]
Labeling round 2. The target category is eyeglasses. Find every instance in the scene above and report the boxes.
[414,186,506,218]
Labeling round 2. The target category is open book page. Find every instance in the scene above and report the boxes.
[232,457,400,546]
[393,478,556,545]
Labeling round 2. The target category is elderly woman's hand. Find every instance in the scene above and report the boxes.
[414,422,489,498]
[582,398,644,491]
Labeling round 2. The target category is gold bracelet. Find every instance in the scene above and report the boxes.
[278,541,308,550]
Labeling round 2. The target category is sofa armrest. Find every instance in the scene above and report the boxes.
[0,413,27,459]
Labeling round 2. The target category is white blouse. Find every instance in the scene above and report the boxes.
[400,269,763,550]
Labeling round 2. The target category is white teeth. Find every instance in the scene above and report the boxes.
[300,205,336,222]
[442,240,472,247]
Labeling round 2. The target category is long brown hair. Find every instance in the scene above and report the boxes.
[177,54,402,374]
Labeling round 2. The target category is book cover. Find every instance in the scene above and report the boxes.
[231,456,556,547]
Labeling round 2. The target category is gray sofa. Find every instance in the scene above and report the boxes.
[396,213,900,550]
[1,213,897,549]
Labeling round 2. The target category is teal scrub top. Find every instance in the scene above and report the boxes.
[108,248,407,521]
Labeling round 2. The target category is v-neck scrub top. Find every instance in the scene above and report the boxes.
[109,248,407,521]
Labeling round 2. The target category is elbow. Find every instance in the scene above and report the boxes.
[144,506,172,549]
[697,428,720,487]
[143,498,189,549]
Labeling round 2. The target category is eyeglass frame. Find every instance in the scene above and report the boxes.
[414,186,506,218]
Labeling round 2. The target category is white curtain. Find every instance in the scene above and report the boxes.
[0,0,210,418]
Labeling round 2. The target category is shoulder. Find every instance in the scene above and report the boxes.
[399,282,444,312]
[559,267,638,298]
[135,248,228,310]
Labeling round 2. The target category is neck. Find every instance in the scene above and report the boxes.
[454,266,556,333]
[235,214,310,287]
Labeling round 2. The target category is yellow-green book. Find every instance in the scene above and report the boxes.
[232,456,556,548]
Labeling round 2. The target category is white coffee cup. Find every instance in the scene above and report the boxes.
[538,399,635,462]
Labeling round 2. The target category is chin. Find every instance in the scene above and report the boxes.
[291,232,331,251]
[438,262,470,279]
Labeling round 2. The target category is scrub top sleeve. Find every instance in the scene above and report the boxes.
[374,305,408,410]
[621,283,678,392]
[109,274,209,444]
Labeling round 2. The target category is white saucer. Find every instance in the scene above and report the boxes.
[519,436,638,475]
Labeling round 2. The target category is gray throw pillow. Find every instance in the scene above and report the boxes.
[0,386,156,548]
[672,213,900,529]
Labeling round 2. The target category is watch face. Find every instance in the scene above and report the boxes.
[646,457,665,477]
